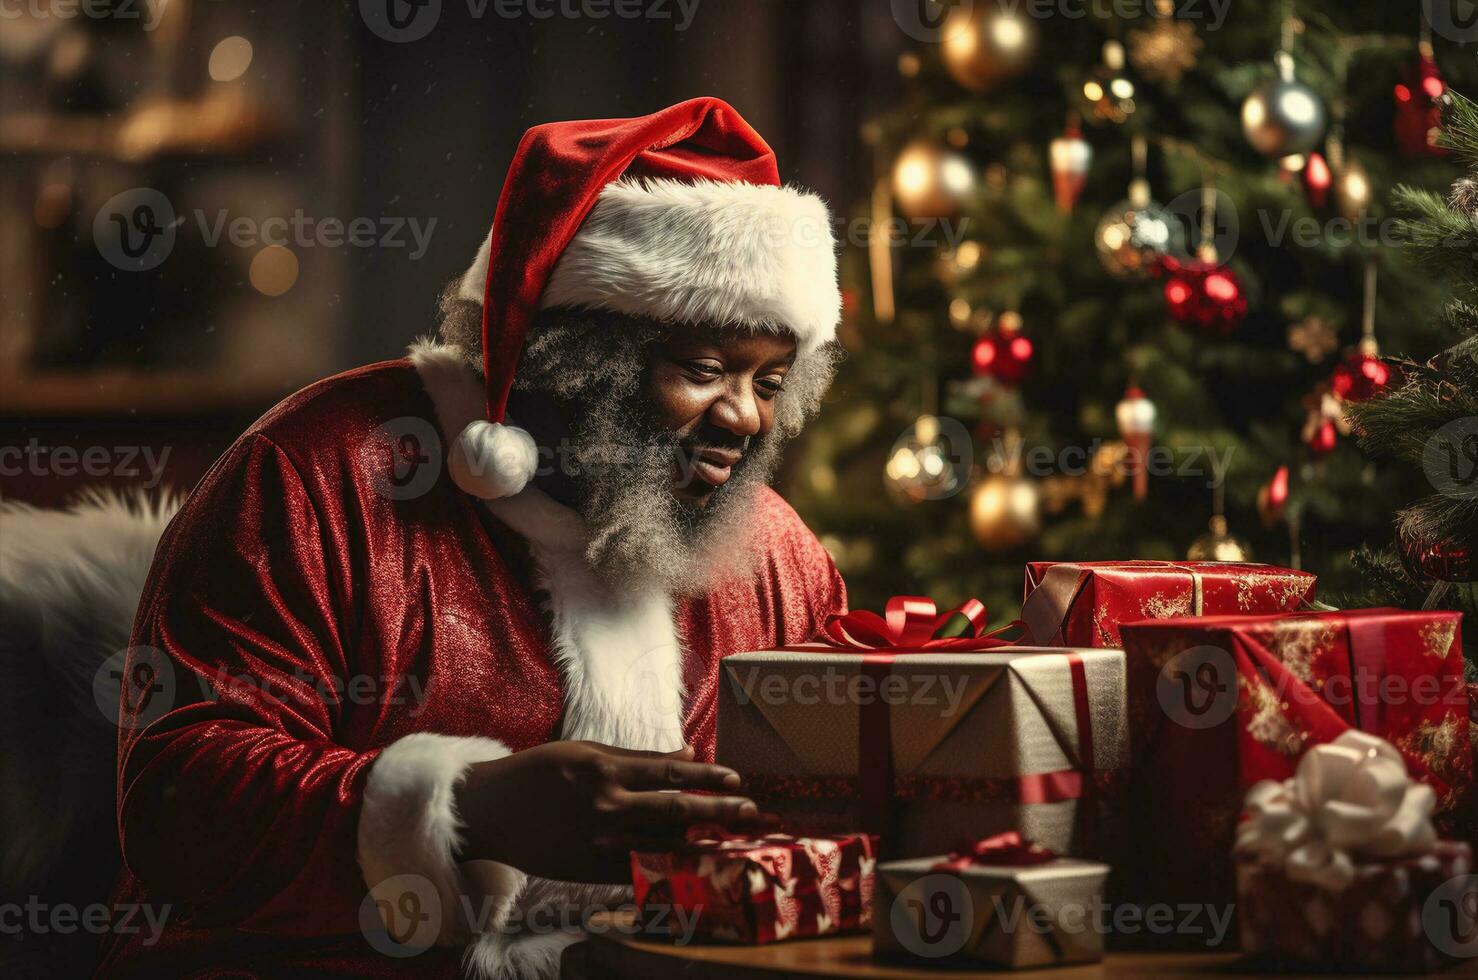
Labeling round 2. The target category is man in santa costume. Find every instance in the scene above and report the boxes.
[99,98,846,978]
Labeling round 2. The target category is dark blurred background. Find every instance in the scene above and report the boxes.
[0,0,895,504]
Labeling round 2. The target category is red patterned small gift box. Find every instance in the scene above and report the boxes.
[1236,731,1478,972]
[1116,608,1469,917]
[630,827,877,945]
[1020,560,1316,648]
[716,597,1127,862]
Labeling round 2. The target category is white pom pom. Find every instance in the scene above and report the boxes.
[448,421,539,499]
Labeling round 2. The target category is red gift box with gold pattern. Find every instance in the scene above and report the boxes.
[630,829,877,945]
[1114,608,1469,915]
[1020,560,1316,648]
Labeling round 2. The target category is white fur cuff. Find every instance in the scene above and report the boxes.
[358,732,526,948]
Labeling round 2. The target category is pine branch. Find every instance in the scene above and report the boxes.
[1349,376,1478,462]
[1396,495,1478,544]
[1437,90,1478,167]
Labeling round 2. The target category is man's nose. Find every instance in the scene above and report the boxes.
[708,383,762,438]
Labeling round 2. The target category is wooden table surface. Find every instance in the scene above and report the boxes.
[563,911,1478,979]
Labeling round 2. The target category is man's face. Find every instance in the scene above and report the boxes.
[644,329,797,507]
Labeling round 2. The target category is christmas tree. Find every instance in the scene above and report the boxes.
[785,2,1471,620]
[1349,90,1478,666]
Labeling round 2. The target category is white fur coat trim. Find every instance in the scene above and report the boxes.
[358,732,526,949]
[407,338,687,753]
[458,177,840,353]
[404,340,685,977]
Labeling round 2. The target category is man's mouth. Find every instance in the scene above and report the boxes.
[683,447,743,490]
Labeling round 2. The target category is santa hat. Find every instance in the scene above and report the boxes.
[447,97,841,500]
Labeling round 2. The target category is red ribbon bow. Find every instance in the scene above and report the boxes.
[818,596,1019,651]
[931,831,1057,872]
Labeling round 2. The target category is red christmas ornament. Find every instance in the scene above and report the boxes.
[1306,418,1337,456]
[1394,46,1448,159]
[1303,151,1331,209]
[1399,528,1476,583]
[1257,464,1290,526]
[1161,254,1247,334]
[1330,346,1391,402]
[971,314,1033,385]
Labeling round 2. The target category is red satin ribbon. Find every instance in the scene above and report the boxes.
[818,596,1022,652]
[931,831,1057,872]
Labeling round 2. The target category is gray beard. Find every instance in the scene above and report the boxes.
[568,395,784,596]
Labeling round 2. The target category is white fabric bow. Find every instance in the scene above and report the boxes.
[1236,730,1437,891]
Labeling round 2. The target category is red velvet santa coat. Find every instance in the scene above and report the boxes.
[98,343,846,978]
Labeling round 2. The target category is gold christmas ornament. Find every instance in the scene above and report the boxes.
[941,1,1039,94]
[1187,514,1253,561]
[885,414,968,503]
[1095,178,1177,279]
[969,470,1042,552]
[1081,41,1137,125]
[1127,2,1202,86]
[892,138,976,219]
[1334,157,1373,221]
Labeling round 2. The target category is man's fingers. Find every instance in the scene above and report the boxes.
[588,742,695,760]
[615,790,759,828]
[618,757,742,792]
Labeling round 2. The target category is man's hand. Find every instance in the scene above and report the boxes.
[452,741,757,882]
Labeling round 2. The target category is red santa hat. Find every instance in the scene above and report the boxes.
[447,97,841,499]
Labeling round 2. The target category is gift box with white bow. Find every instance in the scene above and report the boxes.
[1236,731,1478,972]
[1114,608,1470,916]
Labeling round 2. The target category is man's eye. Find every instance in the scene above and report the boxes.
[682,361,723,379]
[756,376,786,398]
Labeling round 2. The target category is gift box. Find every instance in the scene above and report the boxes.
[1236,731,1478,973]
[1020,560,1317,648]
[716,598,1128,861]
[873,832,1109,969]
[630,828,876,945]
[1115,608,1470,915]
